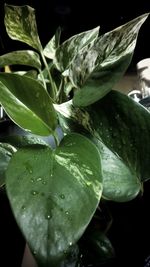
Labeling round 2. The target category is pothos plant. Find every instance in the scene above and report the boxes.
[0,4,150,267]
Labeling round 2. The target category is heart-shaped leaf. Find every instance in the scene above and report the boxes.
[54,26,100,72]
[0,142,16,187]
[0,73,57,136]
[0,50,41,70]
[71,13,149,106]
[89,90,150,183]
[6,133,102,266]
[55,95,149,201]
[4,4,42,51]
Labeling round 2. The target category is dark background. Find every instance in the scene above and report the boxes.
[0,1,150,267]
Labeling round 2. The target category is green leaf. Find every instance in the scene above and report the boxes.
[71,13,149,107]
[89,90,150,183]
[0,73,57,136]
[55,97,145,201]
[0,142,16,187]
[6,133,102,266]
[4,4,42,51]
[0,135,50,148]
[97,140,141,202]
[43,27,61,60]
[0,50,41,70]
[54,26,100,72]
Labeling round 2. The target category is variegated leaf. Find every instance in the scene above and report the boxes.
[54,26,100,71]
[0,50,41,70]
[70,13,149,106]
[4,4,42,51]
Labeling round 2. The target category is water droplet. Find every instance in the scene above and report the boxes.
[37,177,42,182]
[33,251,37,255]
[60,194,65,199]
[69,242,72,246]
[31,190,38,196]
[45,214,52,220]
[65,211,69,215]
[25,161,33,174]
[86,181,92,186]
[42,181,47,185]
[21,205,26,210]
[31,178,34,183]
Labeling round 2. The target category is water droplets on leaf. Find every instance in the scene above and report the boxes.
[65,211,69,215]
[42,180,47,185]
[45,213,52,220]
[59,194,65,199]
[21,205,26,211]
[31,190,38,196]
[36,177,42,182]
[25,161,33,174]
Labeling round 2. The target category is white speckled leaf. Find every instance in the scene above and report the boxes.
[0,50,41,70]
[4,4,42,51]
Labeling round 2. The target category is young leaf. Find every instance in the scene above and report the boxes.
[43,27,61,60]
[0,50,41,70]
[4,4,42,51]
[54,26,100,71]
[71,13,149,106]
[0,73,57,136]
[6,133,102,266]
[0,142,16,187]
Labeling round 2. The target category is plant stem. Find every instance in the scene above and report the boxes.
[40,51,57,101]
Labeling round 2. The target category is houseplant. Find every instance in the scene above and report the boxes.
[0,4,150,266]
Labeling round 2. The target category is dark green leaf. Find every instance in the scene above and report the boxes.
[0,142,16,187]
[96,140,141,202]
[54,26,100,71]
[4,4,42,51]
[0,73,57,136]
[55,97,145,201]
[71,13,149,106]
[43,27,61,60]
[0,135,50,148]
[89,90,150,183]
[6,133,102,266]
[0,50,41,70]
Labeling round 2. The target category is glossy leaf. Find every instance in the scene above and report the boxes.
[89,90,150,183]
[0,135,50,148]
[54,26,100,71]
[0,73,57,136]
[55,97,147,201]
[43,27,61,60]
[4,4,42,51]
[71,13,149,106]
[96,140,141,202]
[6,133,102,266]
[0,142,16,187]
[0,50,41,70]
